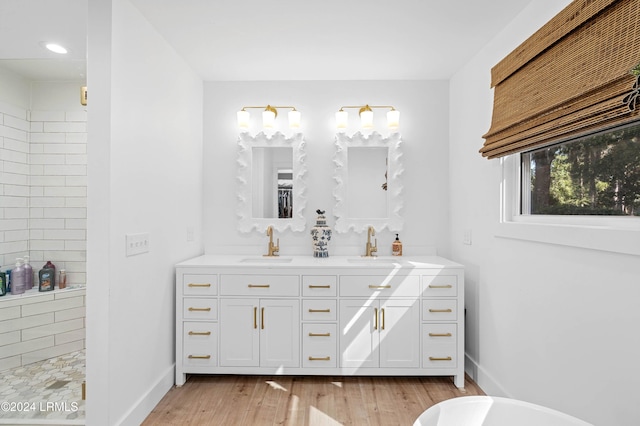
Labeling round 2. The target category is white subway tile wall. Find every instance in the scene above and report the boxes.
[0,103,87,286]
[0,288,85,372]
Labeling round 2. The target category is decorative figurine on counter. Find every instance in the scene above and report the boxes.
[311,209,332,258]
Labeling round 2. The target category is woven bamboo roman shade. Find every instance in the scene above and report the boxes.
[480,0,640,159]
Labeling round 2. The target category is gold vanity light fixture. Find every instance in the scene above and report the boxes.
[335,104,400,131]
[237,105,301,130]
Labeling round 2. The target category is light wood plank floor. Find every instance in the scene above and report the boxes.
[143,375,484,425]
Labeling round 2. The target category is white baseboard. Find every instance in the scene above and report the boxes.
[115,363,175,426]
[464,353,512,398]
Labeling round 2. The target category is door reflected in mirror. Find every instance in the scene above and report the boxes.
[348,147,387,218]
[252,147,293,219]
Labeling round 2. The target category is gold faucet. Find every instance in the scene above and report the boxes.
[364,226,378,257]
[264,225,280,257]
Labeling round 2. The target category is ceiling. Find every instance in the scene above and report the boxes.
[0,0,534,81]
[0,0,87,81]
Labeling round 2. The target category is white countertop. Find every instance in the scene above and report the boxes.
[176,254,464,270]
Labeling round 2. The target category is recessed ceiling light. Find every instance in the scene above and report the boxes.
[45,43,68,54]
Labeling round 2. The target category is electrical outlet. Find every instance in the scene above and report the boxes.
[186,226,195,242]
[126,233,149,256]
[463,229,472,245]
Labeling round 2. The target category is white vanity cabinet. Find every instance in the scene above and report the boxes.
[340,298,420,368]
[176,255,465,388]
[218,274,300,368]
[301,275,338,368]
[339,274,421,369]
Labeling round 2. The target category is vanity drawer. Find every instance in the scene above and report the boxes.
[422,324,457,369]
[183,274,218,296]
[421,275,457,297]
[423,323,457,343]
[220,275,299,296]
[422,299,457,321]
[302,275,337,297]
[183,298,218,320]
[183,322,217,367]
[339,275,419,297]
[302,299,337,321]
[302,323,337,368]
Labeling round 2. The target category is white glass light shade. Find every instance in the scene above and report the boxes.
[289,110,301,128]
[336,110,348,130]
[387,109,400,130]
[360,110,374,129]
[262,109,276,128]
[237,110,250,129]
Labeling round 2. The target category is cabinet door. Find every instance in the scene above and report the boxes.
[379,299,420,368]
[260,299,300,368]
[340,299,379,368]
[219,298,259,367]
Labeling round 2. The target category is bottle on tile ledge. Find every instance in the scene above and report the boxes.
[23,255,33,290]
[39,261,56,292]
[0,271,6,296]
[11,258,26,295]
[58,269,67,289]
[4,269,10,293]
[310,209,332,258]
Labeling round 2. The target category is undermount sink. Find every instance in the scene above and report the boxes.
[347,256,398,263]
[239,257,293,263]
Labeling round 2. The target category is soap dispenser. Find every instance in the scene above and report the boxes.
[23,255,33,290]
[392,234,403,256]
[11,258,26,295]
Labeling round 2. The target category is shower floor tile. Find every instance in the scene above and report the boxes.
[0,350,85,423]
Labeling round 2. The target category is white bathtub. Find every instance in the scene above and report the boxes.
[414,396,593,426]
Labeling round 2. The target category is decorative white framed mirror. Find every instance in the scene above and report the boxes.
[333,132,404,233]
[237,132,308,233]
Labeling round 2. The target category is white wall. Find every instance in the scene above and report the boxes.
[87,0,203,424]
[203,80,450,258]
[449,1,640,425]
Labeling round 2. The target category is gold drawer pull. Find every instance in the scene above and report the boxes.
[309,285,331,289]
[248,284,270,288]
[308,356,331,361]
[188,355,211,359]
[429,309,453,313]
[369,285,391,289]
[188,331,212,336]
[308,308,331,313]
[428,284,452,289]
[429,356,452,361]
[188,283,211,288]
[188,307,212,312]
[429,332,452,337]
[308,332,331,337]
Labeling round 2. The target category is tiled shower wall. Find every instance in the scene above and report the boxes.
[0,102,87,286]
[0,102,29,271]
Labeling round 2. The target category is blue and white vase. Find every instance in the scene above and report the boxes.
[310,209,332,258]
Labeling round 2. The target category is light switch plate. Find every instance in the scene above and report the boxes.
[126,233,149,256]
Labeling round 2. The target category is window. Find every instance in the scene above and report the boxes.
[521,122,640,216]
